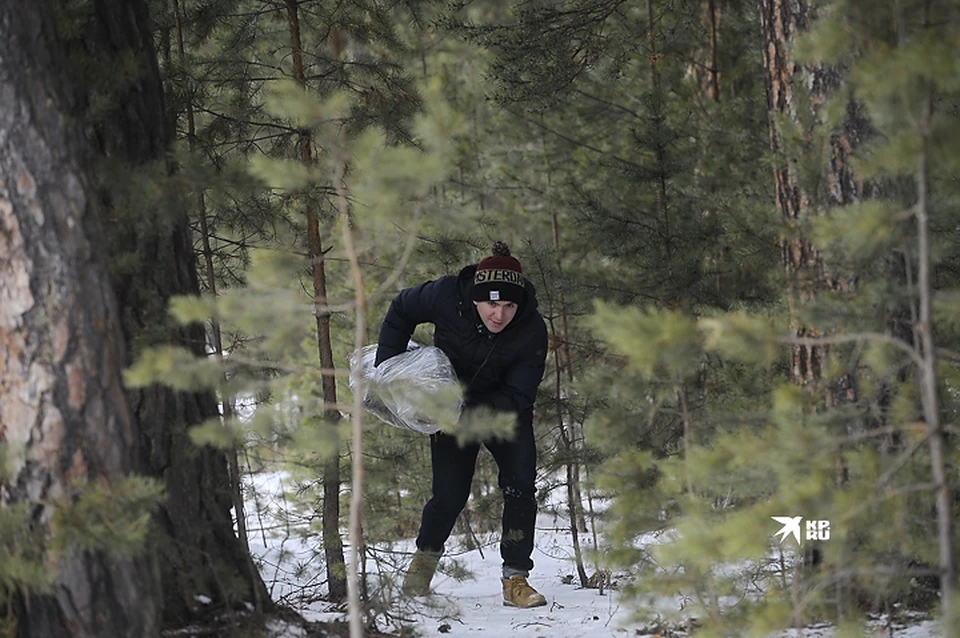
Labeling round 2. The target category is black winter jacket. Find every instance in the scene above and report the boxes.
[375,265,548,428]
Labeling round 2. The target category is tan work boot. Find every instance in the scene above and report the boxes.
[401,550,441,596]
[501,575,547,608]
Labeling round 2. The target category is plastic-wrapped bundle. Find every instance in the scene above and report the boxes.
[348,342,463,434]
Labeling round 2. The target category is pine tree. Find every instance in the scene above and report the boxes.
[1,0,267,633]
[798,0,960,625]
[581,0,960,633]
[34,0,955,632]
[147,0,441,610]
[445,0,781,597]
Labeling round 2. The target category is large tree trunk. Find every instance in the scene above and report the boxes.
[758,0,863,400]
[170,0,265,613]
[758,0,887,615]
[0,2,159,637]
[1,0,270,631]
[80,0,270,624]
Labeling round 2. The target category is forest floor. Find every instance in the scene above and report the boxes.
[226,471,944,638]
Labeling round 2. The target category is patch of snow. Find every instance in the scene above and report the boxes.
[242,471,944,638]
[264,618,307,637]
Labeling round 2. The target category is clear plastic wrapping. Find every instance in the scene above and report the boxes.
[348,342,463,434]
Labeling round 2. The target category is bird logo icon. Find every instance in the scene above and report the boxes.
[771,516,803,545]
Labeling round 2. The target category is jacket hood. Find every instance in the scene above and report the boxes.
[457,264,540,327]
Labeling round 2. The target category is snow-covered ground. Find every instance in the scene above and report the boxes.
[243,472,944,637]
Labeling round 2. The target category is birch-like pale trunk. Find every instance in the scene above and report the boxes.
[914,94,955,624]
[336,166,367,638]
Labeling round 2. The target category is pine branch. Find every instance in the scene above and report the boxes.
[194,105,301,134]
[503,106,646,170]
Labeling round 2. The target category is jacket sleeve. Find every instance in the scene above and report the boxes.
[466,317,548,417]
[374,279,443,366]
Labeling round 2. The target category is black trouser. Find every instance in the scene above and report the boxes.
[416,425,538,573]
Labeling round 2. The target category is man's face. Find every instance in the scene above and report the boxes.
[473,300,519,333]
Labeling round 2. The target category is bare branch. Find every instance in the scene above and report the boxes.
[836,422,923,445]
[877,428,934,487]
[363,212,424,305]
[224,354,349,377]
[936,347,960,362]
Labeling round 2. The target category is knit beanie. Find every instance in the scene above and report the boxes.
[471,241,526,304]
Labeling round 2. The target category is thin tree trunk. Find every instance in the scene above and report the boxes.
[542,135,590,583]
[679,381,693,494]
[550,320,588,587]
[708,0,721,101]
[335,165,367,638]
[647,0,672,262]
[694,0,722,102]
[285,0,348,602]
[550,210,576,387]
[914,87,954,622]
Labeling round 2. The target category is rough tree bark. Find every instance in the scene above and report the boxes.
[85,0,270,623]
[0,2,158,636]
[170,0,265,613]
[758,0,864,400]
[1,0,270,632]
